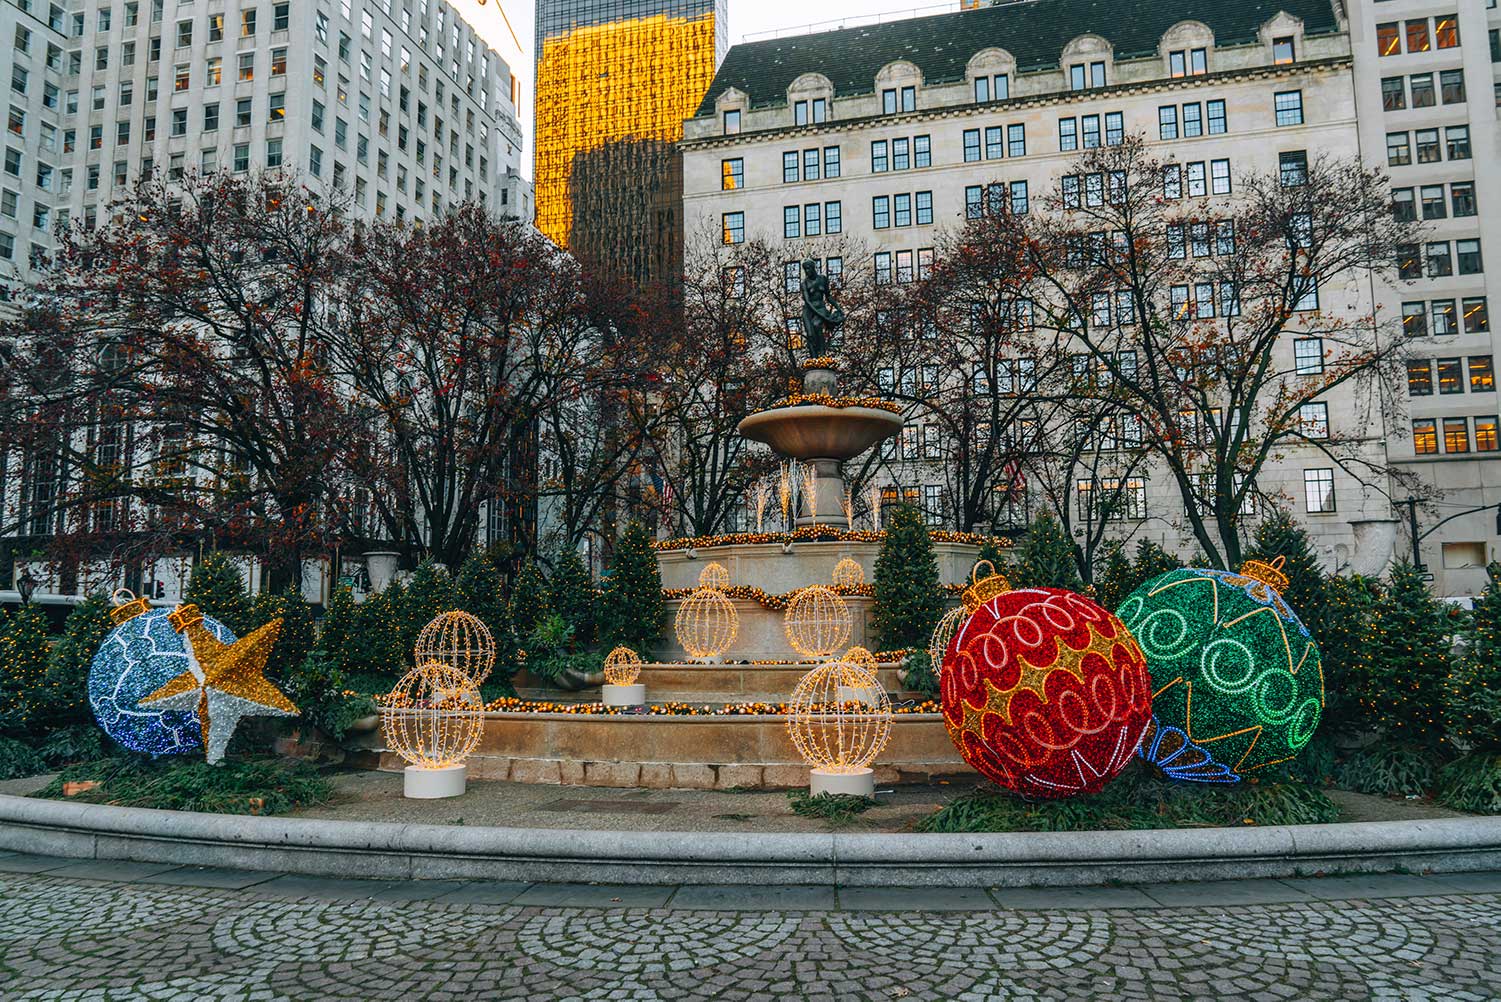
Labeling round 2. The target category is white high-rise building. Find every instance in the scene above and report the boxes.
[1,0,527,296]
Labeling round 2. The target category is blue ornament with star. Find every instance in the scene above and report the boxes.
[87,593,235,756]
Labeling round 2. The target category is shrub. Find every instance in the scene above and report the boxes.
[509,557,552,640]
[1354,562,1455,750]
[1334,743,1442,798]
[282,648,376,742]
[184,553,252,635]
[524,614,599,684]
[1436,753,1501,815]
[401,561,456,657]
[1318,574,1381,738]
[33,756,333,815]
[0,736,45,780]
[248,586,315,685]
[455,550,517,667]
[1093,542,1135,610]
[873,505,943,651]
[550,548,595,648]
[318,585,359,674]
[1244,508,1327,627]
[901,648,939,698]
[1448,563,1501,752]
[349,580,406,675]
[1011,511,1083,592]
[599,521,664,651]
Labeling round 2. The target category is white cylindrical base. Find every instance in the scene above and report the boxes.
[810,767,875,798]
[403,764,467,799]
[602,683,646,707]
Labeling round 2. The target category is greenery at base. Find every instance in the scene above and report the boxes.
[873,505,943,651]
[550,549,595,649]
[1354,562,1455,751]
[523,614,601,684]
[0,736,43,780]
[1011,511,1083,592]
[599,521,665,651]
[1334,742,1443,798]
[1436,754,1501,815]
[788,790,878,827]
[282,649,376,741]
[918,764,1339,833]
[33,756,332,815]
[184,553,252,635]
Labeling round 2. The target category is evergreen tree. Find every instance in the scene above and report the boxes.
[974,536,1008,579]
[1450,563,1501,751]
[184,553,252,635]
[34,594,114,732]
[599,521,665,651]
[1132,538,1184,582]
[1355,561,1453,749]
[550,548,595,648]
[0,604,52,736]
[318,585,359,672]
[1244,508,1327,628]
[1317,573,1381,738]
[1094,542,1134,610]
[1012,512,1083,592]
[249,587,315,685]
[509,558,551,639]
[401,561,456,657]
[455,550,516,664]
[873,505,944,651]
[350,580,407,675]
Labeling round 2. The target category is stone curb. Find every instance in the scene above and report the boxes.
[2,793,1499,888]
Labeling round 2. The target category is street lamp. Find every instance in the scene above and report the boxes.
[17,569,38,604]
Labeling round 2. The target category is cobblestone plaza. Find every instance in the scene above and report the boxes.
[1,856,1498,1000]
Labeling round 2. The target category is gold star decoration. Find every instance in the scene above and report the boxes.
[140,604,298,764]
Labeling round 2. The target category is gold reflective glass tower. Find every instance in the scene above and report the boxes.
[534,0,727,286]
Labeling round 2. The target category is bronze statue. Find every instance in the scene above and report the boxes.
[800,258,845,357]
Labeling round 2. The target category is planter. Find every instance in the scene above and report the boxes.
[363,551,401,593]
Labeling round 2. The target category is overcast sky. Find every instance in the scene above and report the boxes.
[452,1,940,176]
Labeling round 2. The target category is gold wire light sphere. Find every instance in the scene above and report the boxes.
[784,585,852,659]
[929,606,968,675]
[786,660,893,774]
[832,557,865,589]
[603,645,644,686]
[845,645,879,676]
[675,586,739,661]
[698,561,732,590]
[415,611,496,685]
[382,662,485,770]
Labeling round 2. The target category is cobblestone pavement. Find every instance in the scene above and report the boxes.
[1,857,1499,1000]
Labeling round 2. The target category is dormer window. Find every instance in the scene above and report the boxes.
[1070,61,1106,90]
[794,98,827,126]
[882,86,915,114]
[974,74,1009,103]
[723,109,741,135]
[1273,36,1296,64]
[1169,48,1208,77]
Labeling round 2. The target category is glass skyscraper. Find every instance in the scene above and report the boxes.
[534,0,728,285]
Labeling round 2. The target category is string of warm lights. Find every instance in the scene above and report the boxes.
[785,584,853,658]
[787,660,894,774]
[802,356,840,370]
[382,662,485,770]
[674,583,739,660]
[471,696,941,716]
[654,527,1011,552]
[771,393,904,414]
[603,645,644,686]
[414,611,496,686]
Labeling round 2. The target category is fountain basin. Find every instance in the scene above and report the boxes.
[738,405,903,461]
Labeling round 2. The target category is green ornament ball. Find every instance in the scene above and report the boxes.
[1114,563,1324,783]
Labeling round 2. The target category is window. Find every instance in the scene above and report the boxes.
[873,195,889,229]
[1207,100,1226,135]
[1438,357,1464,394]
[1469,356,1495,393]
[242,8,257,36]
[1210,159,1231,195]
[1463,297,1490,333]
[1186,162,1207,197]
[1458,239,1483,275]
[893,138,909,171]
[723,110,740,135]
[1010,181,1029,215]
[1106,112,1124,145]
[1435,16,1459,50]
[1008,124,1025,157]
[1183,103,1202,137]
[1070,64,1087,91]
[721,158,742,191]
[1407,19,1431,53]
[1377,22,1401,56]
[894,194,911,227]
[871,140,888,173]
[1082,114,1100,149]
[1294,338,1324,375]
[1279,151,1308,187]
[1444,418,1470,453]
[916,191,933,226]
[1440,69,1466,105]
[1387,132,1412,167]
[1159,105,1178,140]
[985,127,1004,160]
[238,51,255,82]
[1273,37,1296,65]
[722,212,743,244]
[783,151,799,183]
[875,252,892,284]
[1446,126,1471,161]
[825,202,842,234]
[1433,299,1459,334]
[914,136,930,168]
[268,92,285,123]
[965,185,982,219]
[233,143,250,172]
[1477,417,1499,452]
[1415,129,1441,163]
[1413,419,1439,455]
[205,103,220,131]
[1427,242,1454,277]
[1410,73,1436,108]
[169,108,187,137]
[963,129,980,162]
[1403,301,1428,337]
[1274,91,1304,127]
[803,203,821,237]
[236,97,252,127]
[1382,76,1407,111]
[783,206,800,239]
[1452,181,1477,217]
[1299,403,1329,440]
[825,147,841,179]
[271,47,286,77]
[1304,470,1336,513]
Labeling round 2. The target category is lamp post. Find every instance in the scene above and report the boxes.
[17,569,38,605]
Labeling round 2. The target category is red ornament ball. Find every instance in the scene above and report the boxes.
[941,588,1153,799]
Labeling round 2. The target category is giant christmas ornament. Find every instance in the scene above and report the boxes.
[1115,557,1324,784]
[942,586,1153,799]
[90,592,298,764]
